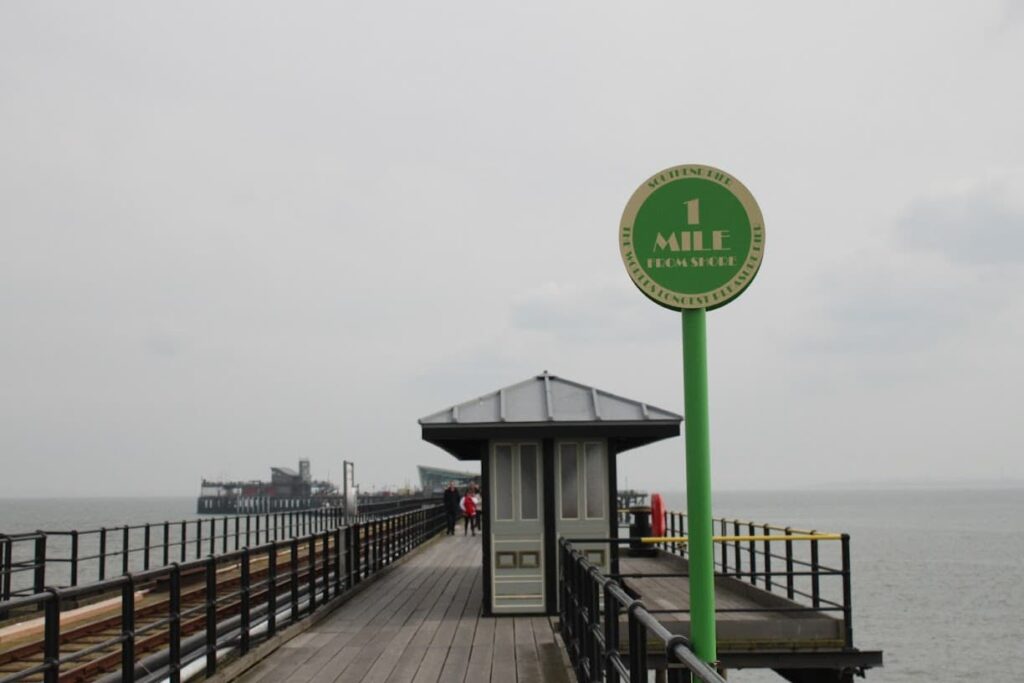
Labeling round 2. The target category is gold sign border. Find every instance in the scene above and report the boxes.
[619,164,765,311]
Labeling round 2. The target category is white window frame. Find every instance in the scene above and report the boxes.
[556,439,607,522]
[492,441,542,522]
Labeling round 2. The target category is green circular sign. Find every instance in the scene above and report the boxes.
[620,164,765,310]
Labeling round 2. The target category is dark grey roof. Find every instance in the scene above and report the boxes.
[419,372,682,460]
[271,467,299,477]
[419,371,681,426]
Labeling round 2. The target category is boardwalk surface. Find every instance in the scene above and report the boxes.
[238,535,570,683]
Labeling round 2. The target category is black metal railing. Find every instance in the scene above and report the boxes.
[0,504,445,683]
[653,511,853,648]
[560,538,726,683]
[0,498,438,601]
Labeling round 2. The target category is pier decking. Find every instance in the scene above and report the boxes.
[236,535,571,683]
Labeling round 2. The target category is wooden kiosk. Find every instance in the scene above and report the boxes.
[419,372,681,616]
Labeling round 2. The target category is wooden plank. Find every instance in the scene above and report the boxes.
[513,617,540,683]
[409,645,449,683]
[532,617,570,683]
[490,618,516,683]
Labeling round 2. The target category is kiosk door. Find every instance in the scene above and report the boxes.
[556,440,609,573]
[490,442,544,614]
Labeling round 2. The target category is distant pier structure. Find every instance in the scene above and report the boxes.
[197,458,340,513]
[417,464,480,493]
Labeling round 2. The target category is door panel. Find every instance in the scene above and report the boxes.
[490,442,544,613]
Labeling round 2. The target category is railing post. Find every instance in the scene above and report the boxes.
[143,524,151,571]
[720,519,728,574]
[290,539,299,622]
[627,601,647,682]
[0,535,11,602]
[222,517,228,554]
[785,527,794,600]
[353,523,362,585]
[195,520,202,560]
[34,533,46,595]
[43,588,60,683]
[122,576,136,682]
[179,522,186,562]
[205,556,218,675]
[333,528,342,596]
[99,527,108,580]
[604,583,620,683]
[747,521,756,586]
[168,564,181,683]
[841,534,853,649]
[163,522,170,568]
[240,548,251,654]
[763,524,772,592]
[308,536,317,613]
[235,516,240,551]
[209,518,215,556]
[267,543,278,637]
[122,525,130,575]
[70,530,79,586]
[810,532,821,608]
[732,520,740,575]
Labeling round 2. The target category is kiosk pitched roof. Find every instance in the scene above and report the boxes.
[419,372,682,460]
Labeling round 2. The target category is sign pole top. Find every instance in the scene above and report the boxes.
[619,164,765,311]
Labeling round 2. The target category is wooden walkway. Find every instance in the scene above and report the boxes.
[238,535,570,683]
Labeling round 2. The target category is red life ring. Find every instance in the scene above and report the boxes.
[651,493,665,537]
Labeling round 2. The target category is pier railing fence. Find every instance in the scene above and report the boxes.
[0,504,446,683]
[648,510,852,648]
[560,538,727,683]
[0,498,438,602]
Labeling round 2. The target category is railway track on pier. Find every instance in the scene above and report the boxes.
[0,542,325,682]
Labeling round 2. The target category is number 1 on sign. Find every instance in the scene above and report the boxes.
[685,199,700,225]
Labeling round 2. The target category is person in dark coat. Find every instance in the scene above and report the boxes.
[443,481,460,535]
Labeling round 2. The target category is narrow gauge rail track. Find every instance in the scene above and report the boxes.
[0,507,445,683]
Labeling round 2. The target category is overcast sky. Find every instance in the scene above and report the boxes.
[2,1,1023,498]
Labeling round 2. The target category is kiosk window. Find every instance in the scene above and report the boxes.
[520,444,538,520]
[494,445,514,520]
[585,443,604,519]
[560,443,579,519]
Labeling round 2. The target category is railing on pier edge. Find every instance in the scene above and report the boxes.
[560,538,726,683]
[561,510,854,682]
[0,504,445,683]
[653,510,853,649]
[0,498,440,602]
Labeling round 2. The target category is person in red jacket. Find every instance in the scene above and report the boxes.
[460,488,477,536]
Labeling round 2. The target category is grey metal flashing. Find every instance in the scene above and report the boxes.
[542,372,554,421]
[591,387,602,421]
[452,405,459,423]
[641,403,650,420]
[498,388,506,422]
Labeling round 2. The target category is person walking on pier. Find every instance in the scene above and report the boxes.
[443,481,460,535]
[460,487,477,536]
[471,484,482,532]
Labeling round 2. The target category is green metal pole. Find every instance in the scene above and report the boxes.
[682,307,717,667]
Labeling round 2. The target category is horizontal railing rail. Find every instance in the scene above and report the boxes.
[560,539,726,683]
[1,498,440,601]
[0,504,446,683]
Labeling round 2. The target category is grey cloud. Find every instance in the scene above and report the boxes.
[510,282,675,344]
[898,184,1024,266]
